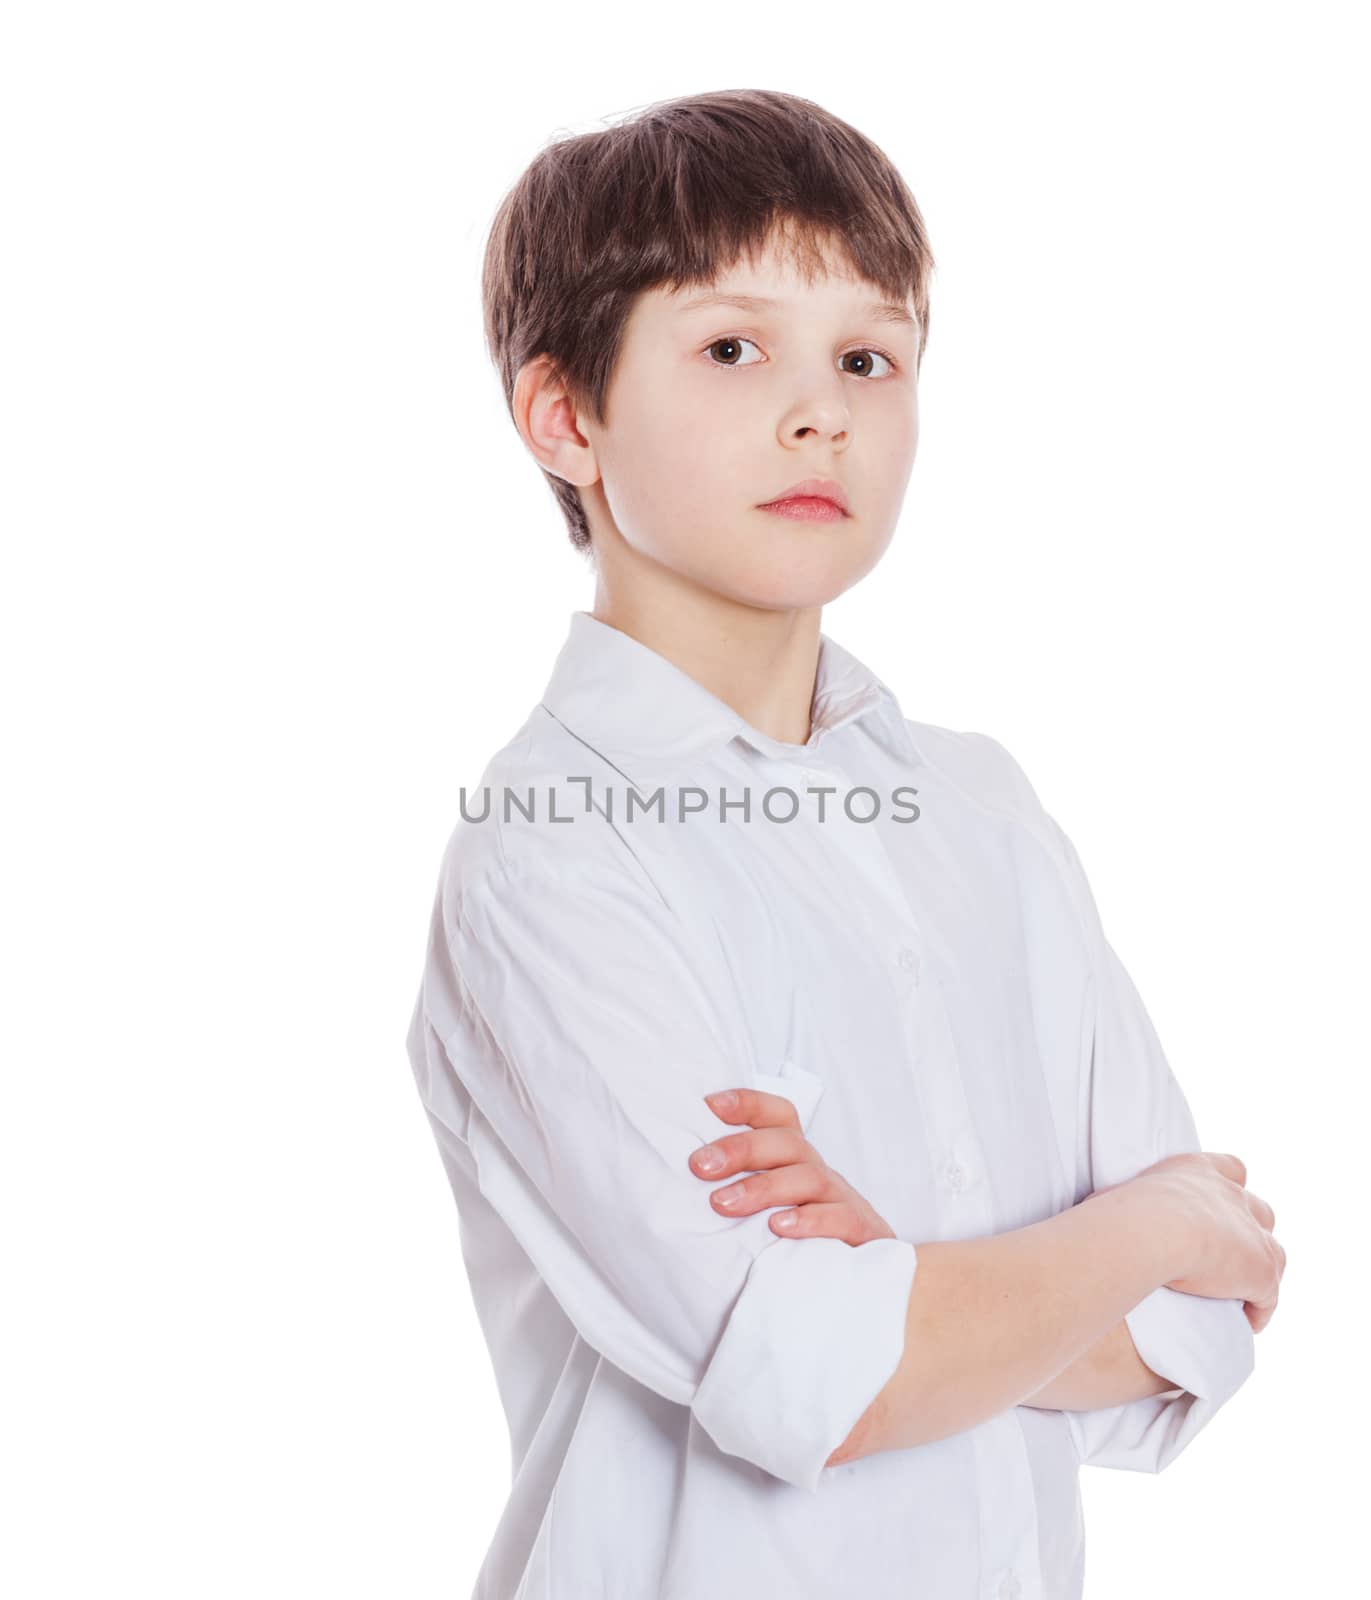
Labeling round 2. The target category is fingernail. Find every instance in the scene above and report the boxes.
[705,1090,737,1110]
[774,1212,797,1229]
[694,1146,724,1173]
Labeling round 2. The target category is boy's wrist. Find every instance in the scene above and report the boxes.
[1086,1174,1196,1290]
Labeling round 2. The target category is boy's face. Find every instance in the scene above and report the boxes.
[580,229,920,610]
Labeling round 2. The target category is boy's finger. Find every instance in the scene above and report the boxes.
[704,1087,803,1128]
[770,1202,864,1244]
[689,1123,812,1180]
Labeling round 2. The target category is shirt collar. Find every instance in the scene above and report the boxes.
[538,609,923,781]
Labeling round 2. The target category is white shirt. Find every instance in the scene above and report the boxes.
[405,608,1254,1600]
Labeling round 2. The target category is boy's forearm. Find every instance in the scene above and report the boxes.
[1018,1316,1180,1410]
[828,1179,1189,1465]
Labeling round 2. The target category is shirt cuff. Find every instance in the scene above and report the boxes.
[692,1236,918,1493]
[1066,1286,1255,1472]
[1125,1284,1254,1402]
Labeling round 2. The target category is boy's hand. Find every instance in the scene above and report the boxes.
[1132,1150,1285,1333]
[689,1087,896,1245]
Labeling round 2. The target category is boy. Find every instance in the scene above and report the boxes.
[405,88,1281,1599]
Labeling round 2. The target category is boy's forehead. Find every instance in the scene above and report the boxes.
[651,274,917,326]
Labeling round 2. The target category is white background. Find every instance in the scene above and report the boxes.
[4,2,1366,1594]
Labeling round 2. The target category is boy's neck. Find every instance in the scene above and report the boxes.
[589,577,823,750]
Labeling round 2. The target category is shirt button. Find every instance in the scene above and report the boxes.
[999,1573,1021,1600]
[942,1160,968,1193]
[896,944,920,982]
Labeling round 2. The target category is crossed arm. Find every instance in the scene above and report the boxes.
[420,843,1252,1489]
[688,1084,1186,1420]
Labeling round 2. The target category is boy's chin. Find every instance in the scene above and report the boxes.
[720,544,891,612]
[640,521,889,611]
[691,568,869,615]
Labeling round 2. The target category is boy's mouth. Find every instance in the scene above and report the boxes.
[757,476,851,520]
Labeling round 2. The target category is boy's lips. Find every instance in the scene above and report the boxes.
[758,476,851,516]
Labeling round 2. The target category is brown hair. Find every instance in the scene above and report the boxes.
[481,88,936,554]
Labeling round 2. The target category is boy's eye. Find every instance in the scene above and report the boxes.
[704,336,896,378]
[705,336,765,368]
[839,348,896,379]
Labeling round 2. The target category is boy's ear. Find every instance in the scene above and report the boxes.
[513,354,598,489]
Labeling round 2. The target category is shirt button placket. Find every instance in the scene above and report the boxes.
[897,937,1041,1600]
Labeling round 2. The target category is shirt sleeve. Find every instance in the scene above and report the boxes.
[1039,804,1256,1474]
[407,848,918,1494]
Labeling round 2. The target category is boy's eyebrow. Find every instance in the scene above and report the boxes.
[676,290,917,328]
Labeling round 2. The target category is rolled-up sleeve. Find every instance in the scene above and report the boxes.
[408,850,918,1494]
[1046,813,1256,1473]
